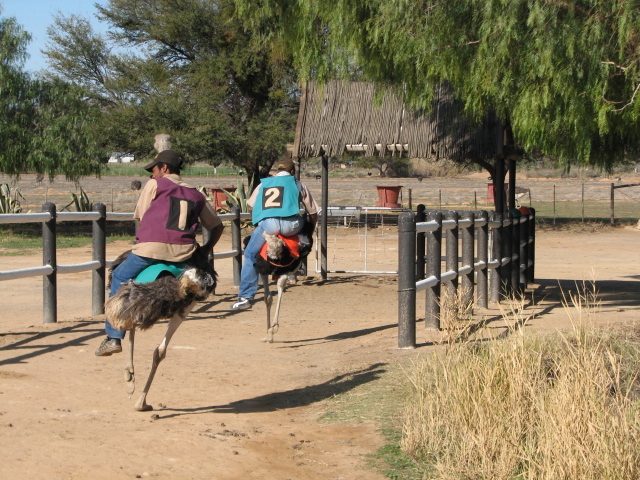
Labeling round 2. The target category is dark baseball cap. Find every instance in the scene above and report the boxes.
[143,150,183,172]
[275,158,295,171]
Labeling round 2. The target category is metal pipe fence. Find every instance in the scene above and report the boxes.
[397,206,536,349]
[0,203,249,324]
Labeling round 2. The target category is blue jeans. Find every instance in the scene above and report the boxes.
[105,253,157,339]
[238,216,304,300]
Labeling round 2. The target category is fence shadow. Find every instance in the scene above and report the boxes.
[0,321,104,366]
[534,277,640,311]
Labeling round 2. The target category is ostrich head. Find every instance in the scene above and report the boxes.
[263,232,286,261]
[180,267,216,300]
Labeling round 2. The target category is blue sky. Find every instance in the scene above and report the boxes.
[1,1,105,72]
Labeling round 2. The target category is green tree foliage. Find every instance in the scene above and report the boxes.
[234,0,640,170]
[44,0,299,183]
[0,9,104,181]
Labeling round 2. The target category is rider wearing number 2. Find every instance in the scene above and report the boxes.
[231,158,318,310]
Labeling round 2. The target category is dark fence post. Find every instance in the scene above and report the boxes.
[398,211,416,349]
[519,214,528,291]
[528,208,536,283]
[42,202,57,324]
[92,203,107,315]
[610,182,615,225]
[231,206,242,286]
[503,211,513,296]
[476,211,489,308]
[510,211,521,294]
[461,211,475,307]
[320,155,329,280]
[425,210,442,330]
[490,211,502,303]
[445,210,459,300]
[415,204,426,279]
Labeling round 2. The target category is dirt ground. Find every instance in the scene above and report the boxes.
[1,207,639,479]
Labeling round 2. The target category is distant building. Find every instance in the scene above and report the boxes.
[108,152,135,163]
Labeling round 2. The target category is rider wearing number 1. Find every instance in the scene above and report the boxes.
[231,158,318,310]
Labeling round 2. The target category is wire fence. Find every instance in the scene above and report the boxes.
[2,174,639,223]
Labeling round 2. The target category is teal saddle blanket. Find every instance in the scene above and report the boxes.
[135,262,186,283]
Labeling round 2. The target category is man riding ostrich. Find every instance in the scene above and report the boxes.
[232,158,318,338]
[95,149,223,410]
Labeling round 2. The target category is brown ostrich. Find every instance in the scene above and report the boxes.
[105,246,216,411]
[248,222,314,342]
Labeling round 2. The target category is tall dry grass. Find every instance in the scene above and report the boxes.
[402,284,640,479]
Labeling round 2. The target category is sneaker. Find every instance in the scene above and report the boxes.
[232,297,252,310]
[95,337,122,356]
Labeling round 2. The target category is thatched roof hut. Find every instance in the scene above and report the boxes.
[292,80,503,162]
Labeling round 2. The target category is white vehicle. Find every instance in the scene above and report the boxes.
[107,152,135,163]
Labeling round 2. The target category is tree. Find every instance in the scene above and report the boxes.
[355,156,409,178]
[0,9,104,181]
[234,0,640,178]
[44,0,300,183]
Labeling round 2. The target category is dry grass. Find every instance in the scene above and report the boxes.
[402,283,640,479]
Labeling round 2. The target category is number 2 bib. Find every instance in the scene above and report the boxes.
[251,175,301,225]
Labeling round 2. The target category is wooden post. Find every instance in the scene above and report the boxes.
[92,203,107,315]
[425,210,442,330]
[510,210,520,294]
[490,211,502,304]
[610,183,615,225]
[503,210,513,296]
[415,204,426,279]
[476,211,489,308]
[519,213,528,291]
[445,210,459,299]
[461,211,475,308]
[231,206,242,286]
[321,155,329,279]
[581,183,585,223]
[398,211,416,349]
[508,158,516,211]
[553,185,556,225]
[42,202,57,324]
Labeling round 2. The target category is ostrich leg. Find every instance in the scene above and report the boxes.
[124,327,136,396]
[263,275,288,343]
[134,314,185,412]
[261,273,273,343]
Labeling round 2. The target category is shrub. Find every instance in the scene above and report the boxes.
[402,285,640,480]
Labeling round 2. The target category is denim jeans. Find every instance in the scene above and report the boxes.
[238,215,304,300]
[105,252,157,339]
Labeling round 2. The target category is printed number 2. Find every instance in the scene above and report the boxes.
[263,187,283,209]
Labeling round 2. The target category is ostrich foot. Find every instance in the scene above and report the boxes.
[124,366,135,396]
[261,326,277,343]
[134,394,153,412]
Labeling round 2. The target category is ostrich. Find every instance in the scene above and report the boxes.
[104,246,217,411]
[247,222,314,342]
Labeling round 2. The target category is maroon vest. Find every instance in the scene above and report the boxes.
[136,177,207,245]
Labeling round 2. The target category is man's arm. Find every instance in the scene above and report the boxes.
[202,223,224,256]
[133,179,158,220]
[308,212,318,230]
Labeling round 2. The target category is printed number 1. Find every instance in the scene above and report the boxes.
[263,187,283,209]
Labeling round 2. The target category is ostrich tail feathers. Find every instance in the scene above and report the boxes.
[105,277,188,331]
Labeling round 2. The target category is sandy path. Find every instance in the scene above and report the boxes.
[0,225,639,479]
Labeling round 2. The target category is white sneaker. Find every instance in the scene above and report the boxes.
[232,297,252,310]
